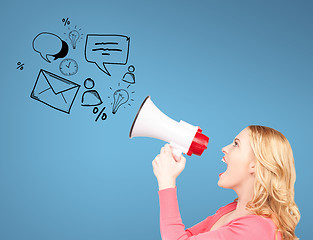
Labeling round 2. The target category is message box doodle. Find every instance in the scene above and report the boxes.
[32,32,69,63]
[85,34,130,76]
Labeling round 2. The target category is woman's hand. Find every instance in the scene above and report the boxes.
[152,144,186,190]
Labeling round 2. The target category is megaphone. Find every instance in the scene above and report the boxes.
[129,96,209,157]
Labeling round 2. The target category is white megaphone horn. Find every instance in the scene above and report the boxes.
[129,96,209,158]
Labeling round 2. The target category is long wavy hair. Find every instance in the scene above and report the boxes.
[243,126,300,240]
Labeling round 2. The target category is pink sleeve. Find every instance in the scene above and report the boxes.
[158,187,279,240]
[185,215,214,236]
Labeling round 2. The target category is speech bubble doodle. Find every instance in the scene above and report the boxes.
[32,32,69,63]
[85,34,130,76]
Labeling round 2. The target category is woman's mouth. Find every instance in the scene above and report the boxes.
[219,157,227,177]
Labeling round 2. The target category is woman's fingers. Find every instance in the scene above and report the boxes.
[152,159,157,168]
[158,143,184,164]
[165,143,172,153]
[172,153,181,162]
[160,144,172,157]
[161,146,166,154]
[153,144,187,183]
[179,155,186,167]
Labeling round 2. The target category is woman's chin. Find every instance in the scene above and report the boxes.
[217,174,232,189]
[217,179,224,188]
[217,172,226,187]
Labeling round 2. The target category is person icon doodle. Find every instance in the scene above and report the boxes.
[81,78,103,106]
[122,65,135,84]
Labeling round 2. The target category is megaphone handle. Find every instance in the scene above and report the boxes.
[170,144,183,159]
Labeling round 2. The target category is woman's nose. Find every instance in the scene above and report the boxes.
[222,143,231,154]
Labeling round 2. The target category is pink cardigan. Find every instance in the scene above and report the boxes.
[158,187,281,240]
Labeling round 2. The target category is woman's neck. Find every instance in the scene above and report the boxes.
[233,178,255,217]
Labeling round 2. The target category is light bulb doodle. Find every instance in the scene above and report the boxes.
[69,30,80,49]
[108,82,135,111]
[64,25,83,50]
[112,89,129,114]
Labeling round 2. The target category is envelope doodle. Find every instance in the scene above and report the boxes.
[30,69,80,114]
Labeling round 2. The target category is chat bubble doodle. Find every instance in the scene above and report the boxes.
[85,34,130,76]
[32,32,69,63]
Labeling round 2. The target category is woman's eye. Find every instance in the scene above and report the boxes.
[233,141,238,147]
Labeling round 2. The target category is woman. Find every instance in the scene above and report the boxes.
[152,125,300,240]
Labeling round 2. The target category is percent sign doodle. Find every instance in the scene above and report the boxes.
[93,106,107,122]
[62,18,70,26]
[16,62,24,70]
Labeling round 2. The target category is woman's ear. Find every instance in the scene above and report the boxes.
[248,160,256,174]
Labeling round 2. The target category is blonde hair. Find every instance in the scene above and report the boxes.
[244,125,300,240]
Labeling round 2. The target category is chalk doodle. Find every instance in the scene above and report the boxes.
[30,69,80,114]
[16,62,24,70]
[93,106,107,122]
[32,32,69,63]
[122,65,136,84]
[81,78,103,107]
[62,18,70,26]
[59,58,78,76]
[108,81,135,115]
[23,18,136,118]
[112,89,129,114]
[85,34,130,76]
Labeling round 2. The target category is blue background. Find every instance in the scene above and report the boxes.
[1,0,312,239]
